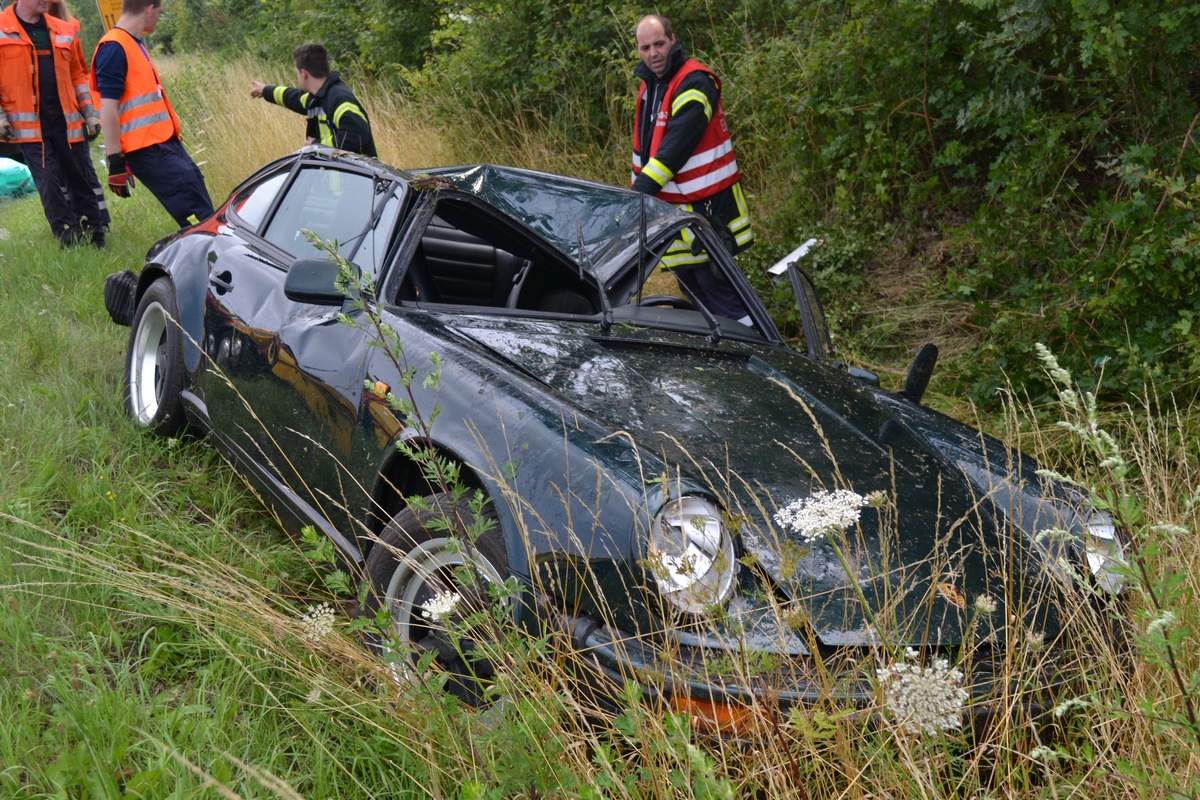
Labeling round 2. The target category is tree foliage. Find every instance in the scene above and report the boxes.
[162,0,1200,401]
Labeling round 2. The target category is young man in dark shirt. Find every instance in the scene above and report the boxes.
[92,0,213,228]
[250,43,377,157]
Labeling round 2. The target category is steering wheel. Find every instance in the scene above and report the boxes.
[636,295,693,309]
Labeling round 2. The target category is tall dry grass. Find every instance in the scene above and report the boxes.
[160,55,622,203]
[4,52,1195,798]
[160,55,458,199]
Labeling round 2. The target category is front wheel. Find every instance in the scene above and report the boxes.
[361,492,511,705]
[125,278,187,437]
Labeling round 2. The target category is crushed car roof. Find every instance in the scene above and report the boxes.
[424,164,694,283]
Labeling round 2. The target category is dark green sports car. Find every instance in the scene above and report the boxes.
[105,146,1123,730]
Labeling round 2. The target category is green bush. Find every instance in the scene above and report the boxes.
[152,0,1200,402]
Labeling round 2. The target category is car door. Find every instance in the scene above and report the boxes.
[202,161,403,542]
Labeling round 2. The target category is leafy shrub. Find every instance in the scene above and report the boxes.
[154,0,1199,401]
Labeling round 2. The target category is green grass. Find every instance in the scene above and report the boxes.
[2,59,1199,799]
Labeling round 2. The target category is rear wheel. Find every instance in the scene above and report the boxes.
[362,493,511,705]
[125,278,187,437]
[637,294,693,309]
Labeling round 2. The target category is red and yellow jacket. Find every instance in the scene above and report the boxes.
[0,4,95,144]
[632,58,741,204]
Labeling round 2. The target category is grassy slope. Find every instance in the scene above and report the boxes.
[1,56,1198,798]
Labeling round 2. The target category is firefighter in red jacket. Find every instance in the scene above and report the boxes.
[0,0,106,246]
[632,15,754,320]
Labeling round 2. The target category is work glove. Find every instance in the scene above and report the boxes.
[0,112,12,141]
[106,153,135,198]
[84,112,101,142]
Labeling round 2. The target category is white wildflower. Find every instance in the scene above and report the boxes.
[876,652,968,736]
[774,489,873,543]
[1034,343,1073,386]
[1030,745,1059,763]
[1052,697,1090,718]
[419,591,462,623]
[1146,610,1176,638]
[300,601,336,642]
[974,594,998,615]
[305,684,323,704]
[1024,629,1045,653]
[865,490,888,508]
[0,228,9,241]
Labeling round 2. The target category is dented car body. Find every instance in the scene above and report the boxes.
[106,147,1122,725]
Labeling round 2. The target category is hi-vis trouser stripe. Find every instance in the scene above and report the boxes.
[729,184,753,248]
[659,207,708,269]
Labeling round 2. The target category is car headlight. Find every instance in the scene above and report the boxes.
[647,496,737,615]
[1083,509,1125,593]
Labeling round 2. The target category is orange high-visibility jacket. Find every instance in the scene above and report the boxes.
[0,4,94,144]
[90,27,180,154]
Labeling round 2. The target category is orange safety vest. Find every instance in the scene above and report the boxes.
[91,27,180,154]
[631,58,741,205]
[0,5,91,144]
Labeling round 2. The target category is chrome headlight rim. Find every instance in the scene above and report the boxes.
[647,495,738,616]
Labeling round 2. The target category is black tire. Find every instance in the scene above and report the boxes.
[362,492,511,705]
[125,278,188,437]
[637,294,693,309]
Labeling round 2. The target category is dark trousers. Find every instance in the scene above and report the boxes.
[127,139,214,228]
[672,265,752,322]
[21,130,106,246]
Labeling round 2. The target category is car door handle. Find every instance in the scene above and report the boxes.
[210,270,234,295]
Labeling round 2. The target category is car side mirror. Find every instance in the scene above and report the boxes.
[901,343,939,405]
[284,258,356,306]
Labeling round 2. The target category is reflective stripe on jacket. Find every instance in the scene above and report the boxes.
[631,58,740,204]
[91,26,180,153]
[0,5,89,143]
[262,71,376,157]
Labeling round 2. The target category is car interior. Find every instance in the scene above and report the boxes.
[396,199,600,316]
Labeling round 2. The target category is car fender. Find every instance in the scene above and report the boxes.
[142,233,218,379]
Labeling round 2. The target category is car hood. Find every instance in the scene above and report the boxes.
[450,316,1063,649]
